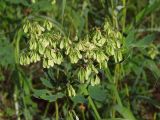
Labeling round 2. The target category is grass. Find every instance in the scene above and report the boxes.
[0,0,160,120]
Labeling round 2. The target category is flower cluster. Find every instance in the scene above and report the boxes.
[20,19,123,85]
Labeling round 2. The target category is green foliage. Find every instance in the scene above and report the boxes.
[33,89,64,102]
[88,85,106,102]
[19,19,123,87]
[0,0,160,120]
[0,37,15,67]
[114,105,136,120]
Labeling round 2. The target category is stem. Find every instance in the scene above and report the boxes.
[114,64,123,107]
[111,0,118,29]
[82,110,86,120]
[55,101,59,120]
[122,0,126,33]
[88,96,101,120]
[111,64,123,117]
[154,112,157,120]
[111,0,115,27]
[13,29,23,120]
[14,87,20,120]
[13,29,22,64]
[151,14,154,28]
[125,84,130,108]
[43,103,51,118]
[61,0,66,25]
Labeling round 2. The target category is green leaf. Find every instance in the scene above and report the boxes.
[71,94,87,105]
[24,108,33,120]
[41,92,64,102]
[6,0,29,6]
[5,108,15,117]
[104,118,129,120]
[133,34,156,48]
[114,105,136,120]
[88,85,106,102]
[33,89,64,102]
[136,0,160,23]
[125,30,135,47]
[0,38,15,67]
[40,78,53,89]
[136,96,160,109]
[31,0,53,12]
[79,84,88,95]
[33,89,50,98]
[61,0,66,23]
[144,59,160,79]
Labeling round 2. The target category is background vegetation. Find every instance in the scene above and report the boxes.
[0,0,160,120]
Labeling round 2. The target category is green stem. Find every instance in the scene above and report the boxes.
[14,86,20,120]
[111,0,118,29]
[114,64,123,106]
[111,0,115,27]
[61,0,66,25]
[55,101,59,120]
[82,110,85,120]
[111,64,123,117]
[122,0,126,33]
[88,96,101,120]
[12,29,23,65]
[12,29,23,120]
[43,103,51,118]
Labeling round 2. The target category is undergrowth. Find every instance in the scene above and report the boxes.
[0,0,160,120]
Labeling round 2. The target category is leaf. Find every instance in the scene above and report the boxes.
[114,105,136,120]
[0,37,15,67]
[41,92,64,102]
[40,78,53,89]
[144,59,160,79]
[136,0,160,23]
[57,92,65,98]
[24,108,33,120]
[31,0,53,12]
[6,0,29,6]
[79,84,88,95]
[33,89,50,98]
[103,118,129,120]
[125,30,135,48]
[71,94,87,105]
[88,85,106,102]
[136,96,160,109]
[33,89,64,102]
[61,0,66,23]
[5,108,15,117]
[133,34,156,48]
